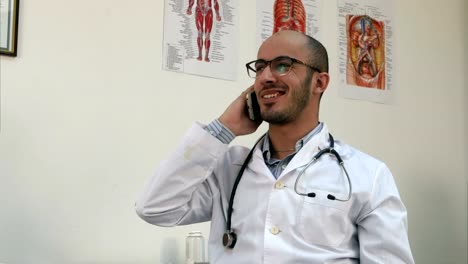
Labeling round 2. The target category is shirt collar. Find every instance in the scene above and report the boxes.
[262,122,324,161]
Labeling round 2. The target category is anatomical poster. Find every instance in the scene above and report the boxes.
[163,0,239,81]
[256,0,323,49]
[337,0,396,103]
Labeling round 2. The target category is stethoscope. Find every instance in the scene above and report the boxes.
[222,133,352,249]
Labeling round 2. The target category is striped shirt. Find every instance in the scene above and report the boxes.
[205,120,323,178]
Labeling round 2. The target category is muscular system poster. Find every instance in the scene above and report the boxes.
[337,0,396,103]
[256,0,323,49]
[163,0,239,81]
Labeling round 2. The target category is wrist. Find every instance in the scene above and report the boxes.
[206,119,236,144]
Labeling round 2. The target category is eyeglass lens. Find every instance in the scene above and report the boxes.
[250,57,294,78]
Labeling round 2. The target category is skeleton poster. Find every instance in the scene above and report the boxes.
[163,0,239,81]
[337,0,396,103]
[256,0,323,49]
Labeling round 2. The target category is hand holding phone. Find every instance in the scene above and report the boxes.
[246,91,261,121]
[219,87,262,136]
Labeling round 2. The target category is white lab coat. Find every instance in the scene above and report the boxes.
[136,123,414,264]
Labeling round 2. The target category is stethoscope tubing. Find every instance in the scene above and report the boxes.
[225,134,266,234]
[293,134,352,201]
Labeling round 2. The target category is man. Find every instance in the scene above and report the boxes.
[136,30,414,263]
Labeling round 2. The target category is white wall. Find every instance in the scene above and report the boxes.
[0,0,466,263]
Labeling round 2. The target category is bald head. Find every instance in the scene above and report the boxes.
[262,30,329,73]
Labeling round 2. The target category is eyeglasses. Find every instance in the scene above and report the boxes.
[245,56,321,78]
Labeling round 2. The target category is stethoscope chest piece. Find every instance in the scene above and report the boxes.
[222,231,237,248]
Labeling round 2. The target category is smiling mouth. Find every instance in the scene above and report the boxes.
[262,91,285,99]
[263,93,279,99]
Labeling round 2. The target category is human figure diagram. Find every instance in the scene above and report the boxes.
[187,0,222,62]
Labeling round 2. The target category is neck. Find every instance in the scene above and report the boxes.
[267,98,321,159]
[268,118,319,159]
[271,148,295,160]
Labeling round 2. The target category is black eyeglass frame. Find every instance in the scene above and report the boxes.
[245,56,321,78]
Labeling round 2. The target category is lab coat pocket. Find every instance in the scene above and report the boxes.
[296,195,348,247]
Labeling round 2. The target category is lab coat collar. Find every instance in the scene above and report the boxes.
[282,124,331,173]
[243,124,351,180]
[286,124,352,176]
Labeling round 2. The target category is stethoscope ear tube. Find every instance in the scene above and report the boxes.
[294,133,352,201]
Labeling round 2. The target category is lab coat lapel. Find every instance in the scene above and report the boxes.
[280,124,331,177]
[248,143,274,179]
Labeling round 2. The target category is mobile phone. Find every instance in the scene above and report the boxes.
[246,91,261,121]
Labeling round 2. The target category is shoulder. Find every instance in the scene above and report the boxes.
[334,139,392,186]
[336,141,404,215]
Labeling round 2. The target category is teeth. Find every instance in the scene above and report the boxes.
[263,93,279,99]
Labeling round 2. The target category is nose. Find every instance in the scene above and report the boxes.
[256,64,276,85]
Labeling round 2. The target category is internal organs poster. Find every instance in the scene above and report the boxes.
[338,0,395,103]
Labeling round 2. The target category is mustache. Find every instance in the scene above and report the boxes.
[260,84,287,91]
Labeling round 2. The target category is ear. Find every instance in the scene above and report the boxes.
[313,72,330,95]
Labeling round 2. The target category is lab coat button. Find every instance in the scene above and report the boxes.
[270,226,280,235]
[274,181,285,189]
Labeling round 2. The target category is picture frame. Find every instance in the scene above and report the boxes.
[0,0,19,56]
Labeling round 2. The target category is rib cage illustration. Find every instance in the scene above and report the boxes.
[273,0,306,33]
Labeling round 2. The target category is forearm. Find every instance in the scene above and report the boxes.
[187,0,195,11]
[214,0,220,17]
